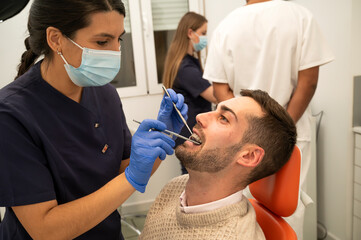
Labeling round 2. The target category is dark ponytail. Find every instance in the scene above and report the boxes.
[15,0,125,80]
[15,37,40,80]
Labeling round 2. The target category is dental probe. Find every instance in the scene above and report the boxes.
[161,85,193,136]
[133,120,201,145]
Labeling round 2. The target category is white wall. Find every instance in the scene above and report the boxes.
[0,1,31,87]
[205,0,245,40]
[351,0,361,75]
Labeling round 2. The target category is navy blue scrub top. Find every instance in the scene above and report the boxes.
[0,61,132,240]
[172,54,211,146]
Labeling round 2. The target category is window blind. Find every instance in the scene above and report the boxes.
[123,0,131,33]
[151,0,189,31]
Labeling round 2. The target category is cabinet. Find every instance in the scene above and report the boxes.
[353,127,361,240]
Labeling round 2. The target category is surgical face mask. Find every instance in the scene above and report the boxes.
[192,32,207,52]
[58,38,121,87]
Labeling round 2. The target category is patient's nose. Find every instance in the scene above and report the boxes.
[196,112,210,128]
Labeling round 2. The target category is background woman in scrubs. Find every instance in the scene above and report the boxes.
[0,0,187,239]
[162,12,216,174]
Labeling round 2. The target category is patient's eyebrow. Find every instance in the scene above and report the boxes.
[220,105,238,121]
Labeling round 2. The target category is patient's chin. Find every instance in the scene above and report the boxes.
[175,144,189,159]
[175,145,196,164]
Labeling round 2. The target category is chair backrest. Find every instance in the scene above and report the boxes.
[249,145,301,240]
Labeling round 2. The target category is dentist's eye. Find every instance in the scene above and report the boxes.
[96,41,108,46]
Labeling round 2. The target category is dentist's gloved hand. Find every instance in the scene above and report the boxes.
[125,119,175,193]
[157,88,188,134]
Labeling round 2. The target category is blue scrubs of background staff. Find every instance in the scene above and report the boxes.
[172,54,212,174]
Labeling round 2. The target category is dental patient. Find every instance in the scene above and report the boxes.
[139,89,297,240]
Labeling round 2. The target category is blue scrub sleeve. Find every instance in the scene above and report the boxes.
[0,111,56,207]
[177,65,211,99]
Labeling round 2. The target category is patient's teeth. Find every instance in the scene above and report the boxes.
[190,133,202,144]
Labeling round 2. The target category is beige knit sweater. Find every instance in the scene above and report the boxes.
[139,175,265,240]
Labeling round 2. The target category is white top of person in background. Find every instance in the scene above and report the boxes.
[203,0,334,141]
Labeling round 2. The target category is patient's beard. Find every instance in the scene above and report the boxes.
[175,144,242,173]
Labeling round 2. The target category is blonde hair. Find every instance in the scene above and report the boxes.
[162,12,207,88]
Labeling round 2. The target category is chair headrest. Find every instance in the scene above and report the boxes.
[249,145,301,217]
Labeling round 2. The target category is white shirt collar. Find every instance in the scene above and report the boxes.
[179,189,243,214]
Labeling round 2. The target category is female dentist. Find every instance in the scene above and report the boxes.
[0,0,187,239]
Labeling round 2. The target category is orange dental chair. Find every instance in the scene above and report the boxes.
[249,145,301,240]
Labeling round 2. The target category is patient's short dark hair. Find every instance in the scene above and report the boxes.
[240,89,297,185]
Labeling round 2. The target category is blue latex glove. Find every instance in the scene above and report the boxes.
[125,119,175,193]
[157,88,188,134]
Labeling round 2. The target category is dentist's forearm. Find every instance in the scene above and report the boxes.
[13,173,135,240]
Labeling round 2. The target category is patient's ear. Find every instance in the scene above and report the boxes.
[187,28,194,39]
[236,144,265,167]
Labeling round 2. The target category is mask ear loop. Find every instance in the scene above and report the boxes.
[57,50,69,65]
[58,38,84,66]
[67,38,83,50]
[193,31,201,41]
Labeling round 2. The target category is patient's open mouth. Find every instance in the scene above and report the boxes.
[189,132,202,144]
